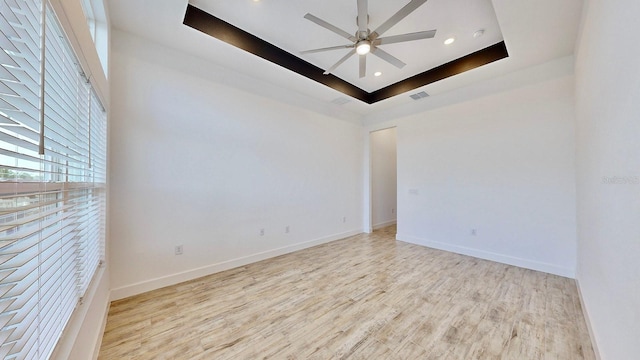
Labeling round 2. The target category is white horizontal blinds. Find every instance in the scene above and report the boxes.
[37,4,87,360]
[0,0,107,359]
[0,0,42,178]
[0,1,46,359]
[77,89,105,294]
[89,91,106,184]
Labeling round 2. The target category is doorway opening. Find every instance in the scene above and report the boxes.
[370,127,397,232]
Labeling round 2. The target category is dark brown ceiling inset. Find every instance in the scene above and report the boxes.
[183,4,509,105]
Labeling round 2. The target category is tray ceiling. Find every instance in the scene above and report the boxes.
[108,0,585,114]
[186,0,507,102]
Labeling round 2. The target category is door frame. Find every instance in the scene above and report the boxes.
[365,126,398,233]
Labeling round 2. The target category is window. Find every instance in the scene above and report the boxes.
[0,1,107,359]
[79,0,108,77]
[80,0,96,42]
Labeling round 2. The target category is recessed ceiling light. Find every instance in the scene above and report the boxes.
[473,29,485,38]
[444,37,455,45]
[374,71,382,77]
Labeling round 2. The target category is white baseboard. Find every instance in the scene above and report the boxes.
[372,219,397,230]
[396,233,575,278]
[575,278,601,360]
[111,229,363,300]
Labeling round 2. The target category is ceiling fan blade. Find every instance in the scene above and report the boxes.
[304,13,357,42]
[323,49,357,75]
[371,47,406,69]
[301,44,355,54]
[375,30,437,45]
[357,0,368,36]
[371,0,429,39]
[359,55,366,78]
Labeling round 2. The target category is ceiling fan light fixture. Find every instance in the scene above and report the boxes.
[356,40,371,55]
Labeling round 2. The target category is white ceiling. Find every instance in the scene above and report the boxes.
[108,0,584,116]
[189,0,503,92]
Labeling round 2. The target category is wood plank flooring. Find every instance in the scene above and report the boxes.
[99,226,595,359]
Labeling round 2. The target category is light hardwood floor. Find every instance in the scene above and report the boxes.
[99,226,595,359]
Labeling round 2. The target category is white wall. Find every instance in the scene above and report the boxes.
[574,0,640,358]
[393,75,577,277]
[109,31,364,299]
[370,128,397,229]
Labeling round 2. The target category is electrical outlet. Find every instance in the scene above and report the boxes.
[260,228,265,236]
[391,208,395,214]
[471,229,477,236]
[175,245,183,255]
[342,217,347,223]
[285,226,290,233]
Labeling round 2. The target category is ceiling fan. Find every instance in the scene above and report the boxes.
[301,0,436,78]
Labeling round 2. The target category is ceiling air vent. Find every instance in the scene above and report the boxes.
[410,91,429,100]
[331,97,351,105]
